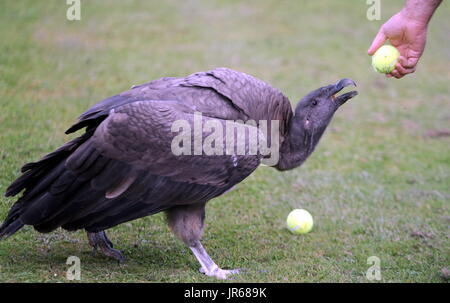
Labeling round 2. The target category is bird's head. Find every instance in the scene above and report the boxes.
[276,78,357,171]
[294,78,358,136]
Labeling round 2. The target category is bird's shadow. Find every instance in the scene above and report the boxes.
[2,239,197,274]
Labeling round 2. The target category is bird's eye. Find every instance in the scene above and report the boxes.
[312,100,318,106]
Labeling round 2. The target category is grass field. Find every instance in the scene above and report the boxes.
[0,0,448,282]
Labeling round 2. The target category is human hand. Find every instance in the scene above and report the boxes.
[368,11,428,79]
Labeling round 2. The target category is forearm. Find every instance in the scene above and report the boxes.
[401,0,443,25]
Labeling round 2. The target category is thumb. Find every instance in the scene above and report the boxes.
[368,30,386,55]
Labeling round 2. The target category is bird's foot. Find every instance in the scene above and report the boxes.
[199,266,240,279]
[87,231,125,264]
[189,241,240,279]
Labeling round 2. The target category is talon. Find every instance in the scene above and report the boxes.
[200,267,241,279]
[91,246,97,257]
[87,231,125,263]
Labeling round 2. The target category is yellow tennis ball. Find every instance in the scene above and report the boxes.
[371,45,400,74]
[286,209,313,234]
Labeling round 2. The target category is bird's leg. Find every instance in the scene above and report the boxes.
[86,231,125,264]
[166,203,240,280]
[189,240,240,279]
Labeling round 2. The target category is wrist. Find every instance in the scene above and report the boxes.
[399,8,429,28]
[400,0,442,26]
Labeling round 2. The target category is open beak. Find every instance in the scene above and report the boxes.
[331,78,358,107]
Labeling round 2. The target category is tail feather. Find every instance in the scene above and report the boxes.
[1,129,95,239]
[0,218,25,240]
[5,130,93,198]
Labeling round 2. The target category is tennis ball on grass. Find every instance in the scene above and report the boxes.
[371,45,400,74]
[286,209,313,234]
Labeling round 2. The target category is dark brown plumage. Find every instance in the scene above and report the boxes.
[0,67,357,279]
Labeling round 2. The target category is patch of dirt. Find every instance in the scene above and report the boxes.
[423,129,450,138]
[36,231,81,245]
[441,268,450,280]
[410,230,435,239]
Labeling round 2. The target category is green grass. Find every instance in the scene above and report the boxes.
[0,0,449,282]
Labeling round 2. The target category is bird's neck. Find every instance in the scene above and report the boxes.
[275,115,317,171]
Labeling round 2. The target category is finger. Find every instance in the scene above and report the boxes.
[398,56,407,66]
[386,68,397,78]
[389,69,403,79]
[399,55,419,69]
[368,30,387,55]
[395,63,416,76]
[395,56,417,76]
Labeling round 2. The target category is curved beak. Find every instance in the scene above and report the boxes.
[331,78,358,107]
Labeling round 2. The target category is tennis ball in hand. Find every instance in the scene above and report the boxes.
[286,209,313,234]
[371,45,400,74]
